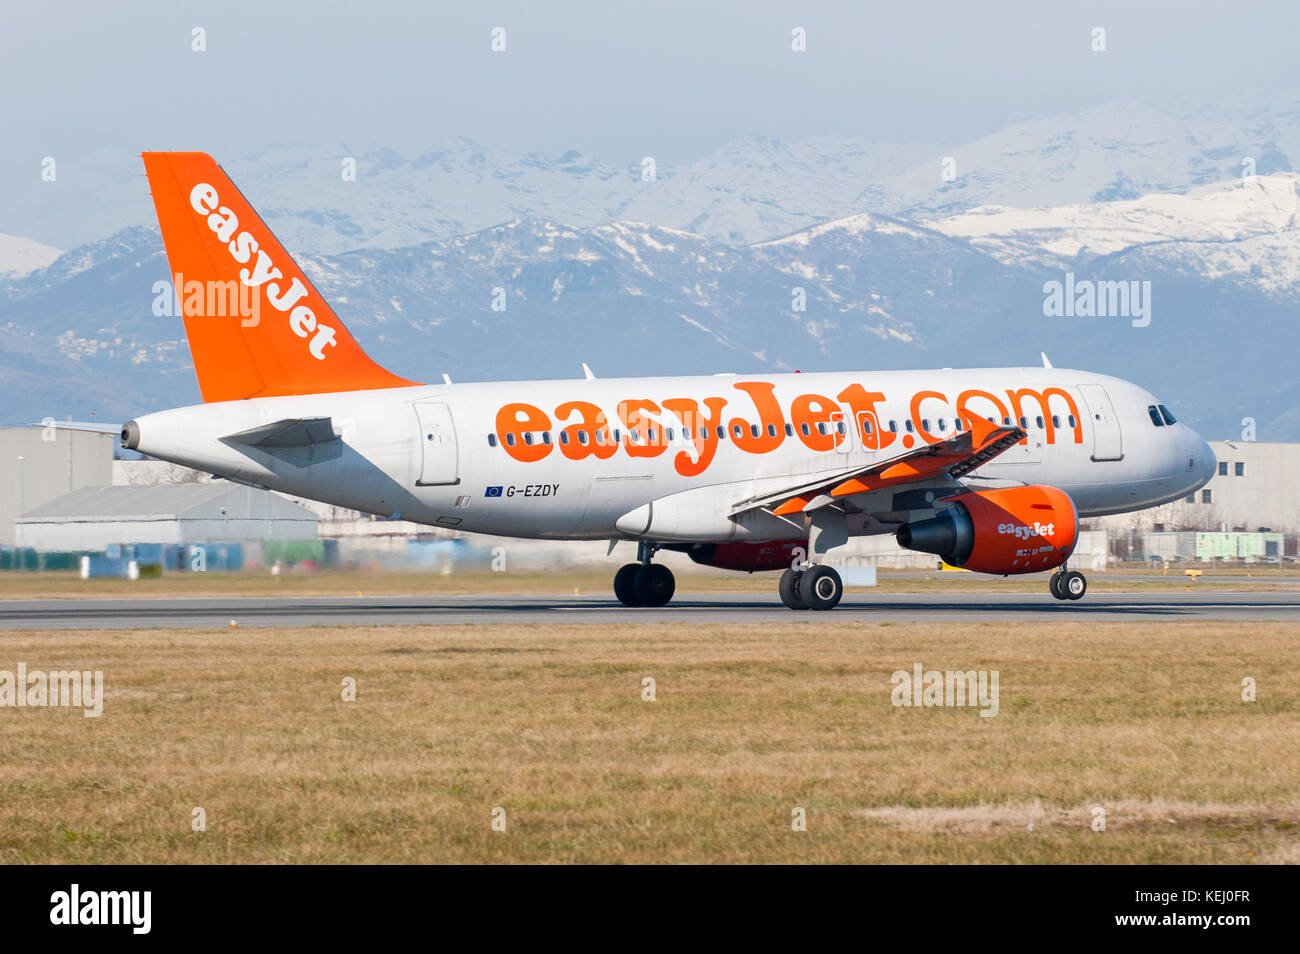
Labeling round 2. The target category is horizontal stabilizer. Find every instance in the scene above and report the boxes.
[222,417,336,447]
[27,420,122,436]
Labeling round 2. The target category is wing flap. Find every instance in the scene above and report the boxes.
[738,413,1025,517]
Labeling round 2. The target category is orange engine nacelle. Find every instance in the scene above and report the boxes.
[680,539,806,573]
[895,485,1078,575]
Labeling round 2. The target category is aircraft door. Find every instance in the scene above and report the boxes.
[1077,384,1124,461]
[413,402,459,485]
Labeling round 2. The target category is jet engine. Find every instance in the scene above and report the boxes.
[895,485,1078,575]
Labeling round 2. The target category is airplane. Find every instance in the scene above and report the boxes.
[74,152,1219,609]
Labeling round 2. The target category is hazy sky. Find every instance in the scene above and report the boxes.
[4,0,1297,167]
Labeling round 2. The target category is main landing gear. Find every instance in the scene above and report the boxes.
[779,564,843,611]
[1049,568,1087,601]
[614,541,676,607]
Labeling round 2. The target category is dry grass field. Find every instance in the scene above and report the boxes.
[0,619,1296,863]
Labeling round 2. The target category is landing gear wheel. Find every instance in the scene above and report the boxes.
[1048,572,1066,600]
[1063,570,1087,601]
[797,565,843,611]
[614,563,642,606]
[633,563,675,607]
[779,568,808,610]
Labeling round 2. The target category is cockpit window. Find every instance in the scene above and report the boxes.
[1147,405,1164,427]
[1158,405,1177,425]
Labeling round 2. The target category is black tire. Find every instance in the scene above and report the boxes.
[797,565,843,611]
[1048,573,1065,600]
[614,563,642,606]
[779,568,807,610]
[1064,570,1087,601]
[634,564,675,607]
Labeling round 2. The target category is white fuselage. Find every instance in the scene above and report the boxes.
[125,366,1216,543]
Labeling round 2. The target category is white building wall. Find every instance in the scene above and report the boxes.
[15,519,183,551]
[1089,441,1300,535]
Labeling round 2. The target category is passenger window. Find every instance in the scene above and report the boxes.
[542,432,552,445]
[488,433,498,447]
[836,421,846,435]
[1018,416,1028,429]
[750,424,760,439]
[785,423,794,437]
[767,423,777,438]
[559,431,570,445]
[921,419,930,432]
[801,423,811,437]
[1002,416,1011,426]
[1148,405,1163,427]
[937,418,947,432]
[888,420,898,433]
[700,426,709,440]
[954,419,963,431]
[1051,415,1061,428]
[1068,415,1076,428]
[861,419,873,435]
[733,424,743,438]
[1159,405,1177,425]
[577,431,589,446]
[817,422,829,436]
[612,429,621,443]
[594,430,605,445]
[717,425,726,439]
[523,432,534,446]
[905,420,915,433]
[506,433,516,447]
[1035,416,1044,429]
[647,426,657,442]
[630,429,640,442]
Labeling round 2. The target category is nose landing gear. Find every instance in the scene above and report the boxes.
[613,541,676,607]
[1049,569,1087,601]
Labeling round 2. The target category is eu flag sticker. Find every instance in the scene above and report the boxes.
[485,486,503,498]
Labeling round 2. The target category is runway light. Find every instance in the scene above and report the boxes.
[228,619,239,629]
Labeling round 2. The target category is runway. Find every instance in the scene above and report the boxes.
[1,591,1298,628]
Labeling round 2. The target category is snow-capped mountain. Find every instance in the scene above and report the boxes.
[3,171,1297,443]
[0,234,62,279]
[10,99,1300,256]
[4,102,1300,444]
[926,173,1300,278]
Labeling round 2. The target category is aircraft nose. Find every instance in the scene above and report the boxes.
[1186,430,1216,488]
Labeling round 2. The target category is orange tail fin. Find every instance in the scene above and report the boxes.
[142,151,418,401]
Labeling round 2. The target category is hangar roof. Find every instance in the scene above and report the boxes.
[16,483,318,524]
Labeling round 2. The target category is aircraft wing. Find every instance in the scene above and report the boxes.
[731,414,1025,517]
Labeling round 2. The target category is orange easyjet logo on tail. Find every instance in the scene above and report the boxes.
[188,183,338,360]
